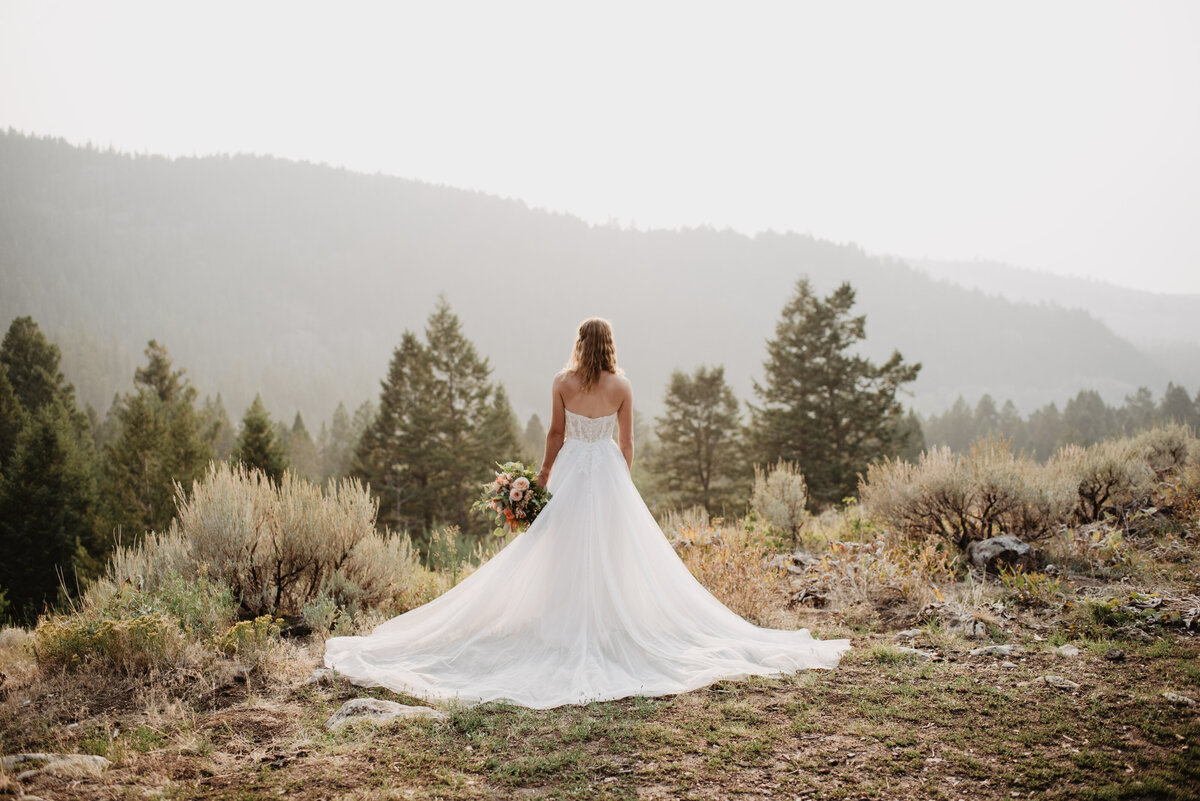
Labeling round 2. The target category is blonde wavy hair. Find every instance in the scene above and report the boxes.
[565,317,622,391]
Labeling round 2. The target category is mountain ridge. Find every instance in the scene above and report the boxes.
[0,130,1185,429]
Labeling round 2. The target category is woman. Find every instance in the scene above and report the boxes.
[324,317,851,709]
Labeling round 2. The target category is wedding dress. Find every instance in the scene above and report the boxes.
[324,409,851,709]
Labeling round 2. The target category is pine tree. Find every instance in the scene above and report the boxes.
[650,365,745,515]
[1120,387,1158,433]
[288,412,321,482]
[478,385,523,467]
[1063,389,1115,447]
[521,413,547,464]
[0,316,89,438]
[0,398,101,624]
[200,393,237,459]
[354,298,514,540]
[1161,383,1198,429]
[232,394,289,483]
[748,277,921,508]
[892,408,927,463]
[1028,402,1065,459]
[320,401,354,480]
[997,400,1029,454]
[0,363,26,471]
[101,341,213,538]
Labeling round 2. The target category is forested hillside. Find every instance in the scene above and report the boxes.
[0,130,1175,425]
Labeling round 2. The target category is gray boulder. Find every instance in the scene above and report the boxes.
[967,535,1038,573]
[326,697,446,729]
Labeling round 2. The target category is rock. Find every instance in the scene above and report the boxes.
[326,698,446,729]
[1115,626,1155,643]
[895,628,923,641]
[1162,691,1196,706]
[0,753,112,781]
[1044,563,1061,576]
[1000,661,1019,669]
[1053,644,1080,657]
[967,535,1038,573]
[893,646,936,661]
[306,668,336,686]
[969,644,1022,657]
[1104,649,1126,662]
[1032,675,1080,691]
[951,616,989,639]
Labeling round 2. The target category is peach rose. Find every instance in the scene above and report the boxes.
[512,476,531,491]
[509,488,523,502]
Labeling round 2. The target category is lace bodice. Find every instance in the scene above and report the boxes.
[564,409,617,443]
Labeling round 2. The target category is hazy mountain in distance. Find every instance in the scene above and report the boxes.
[0,130,1184,429]
[912,258,1200,390]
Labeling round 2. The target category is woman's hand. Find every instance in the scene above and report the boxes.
[536,468,550,487]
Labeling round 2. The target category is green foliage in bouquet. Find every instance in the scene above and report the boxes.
[471,461,552,536]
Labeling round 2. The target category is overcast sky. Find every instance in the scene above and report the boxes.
[3,1,1198,294]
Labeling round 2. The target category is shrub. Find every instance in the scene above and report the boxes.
[751,460,809,543]
[1132,423,1193,479]
[30,570,236,674]
[672,516,792,627]
[215,614,283,669]
[858,441,1057,549]
[809,532,962,610]
[106,461,426,619]
[1053,440,1154,523]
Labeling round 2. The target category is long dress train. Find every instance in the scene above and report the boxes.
[324,409,851,709]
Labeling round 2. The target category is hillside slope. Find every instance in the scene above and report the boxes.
[0,130,1173,424]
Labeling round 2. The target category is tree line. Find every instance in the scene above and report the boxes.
[12,271,1193,627]
[922,384,1200,460]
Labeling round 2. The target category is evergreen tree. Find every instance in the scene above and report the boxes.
[520,413,547,464]
[1027,402,1065,458]
[1160,382,1198,429]
[1120,386,1158,433]
[0,316,89,437]
[649,365,745,515]
[478,385,523,466]
[0,398,101,624]
[748,277,920,507]
[288,412,321,482]
[927,396,975,452]
[892,408,927,463]
[974,394,1000,438]
[354,330,442,534]
[1063,389,1115,446]
[354,298,514,540]
[320,401,354,480]
[232,394,289,482]
[101,341,213,538]
[0,363,26,471]
[997,400,1029,454]
[200,393,237,459]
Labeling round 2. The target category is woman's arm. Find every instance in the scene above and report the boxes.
[616,378,634,471]
[536,374,567,487]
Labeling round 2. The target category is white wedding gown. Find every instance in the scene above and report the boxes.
[324,409,851,709]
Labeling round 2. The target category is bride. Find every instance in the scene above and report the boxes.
[324,317,851,709]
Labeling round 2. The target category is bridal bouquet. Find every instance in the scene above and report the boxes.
[471,461,552,536]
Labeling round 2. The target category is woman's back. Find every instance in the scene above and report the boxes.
[557,369,630,418]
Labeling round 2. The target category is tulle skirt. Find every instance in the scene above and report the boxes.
[324,435,851,709]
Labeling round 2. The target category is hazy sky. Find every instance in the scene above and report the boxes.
[3,1,1198,294]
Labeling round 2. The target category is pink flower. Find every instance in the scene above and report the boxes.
[509,488,523,502]
[512,476,530,491]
